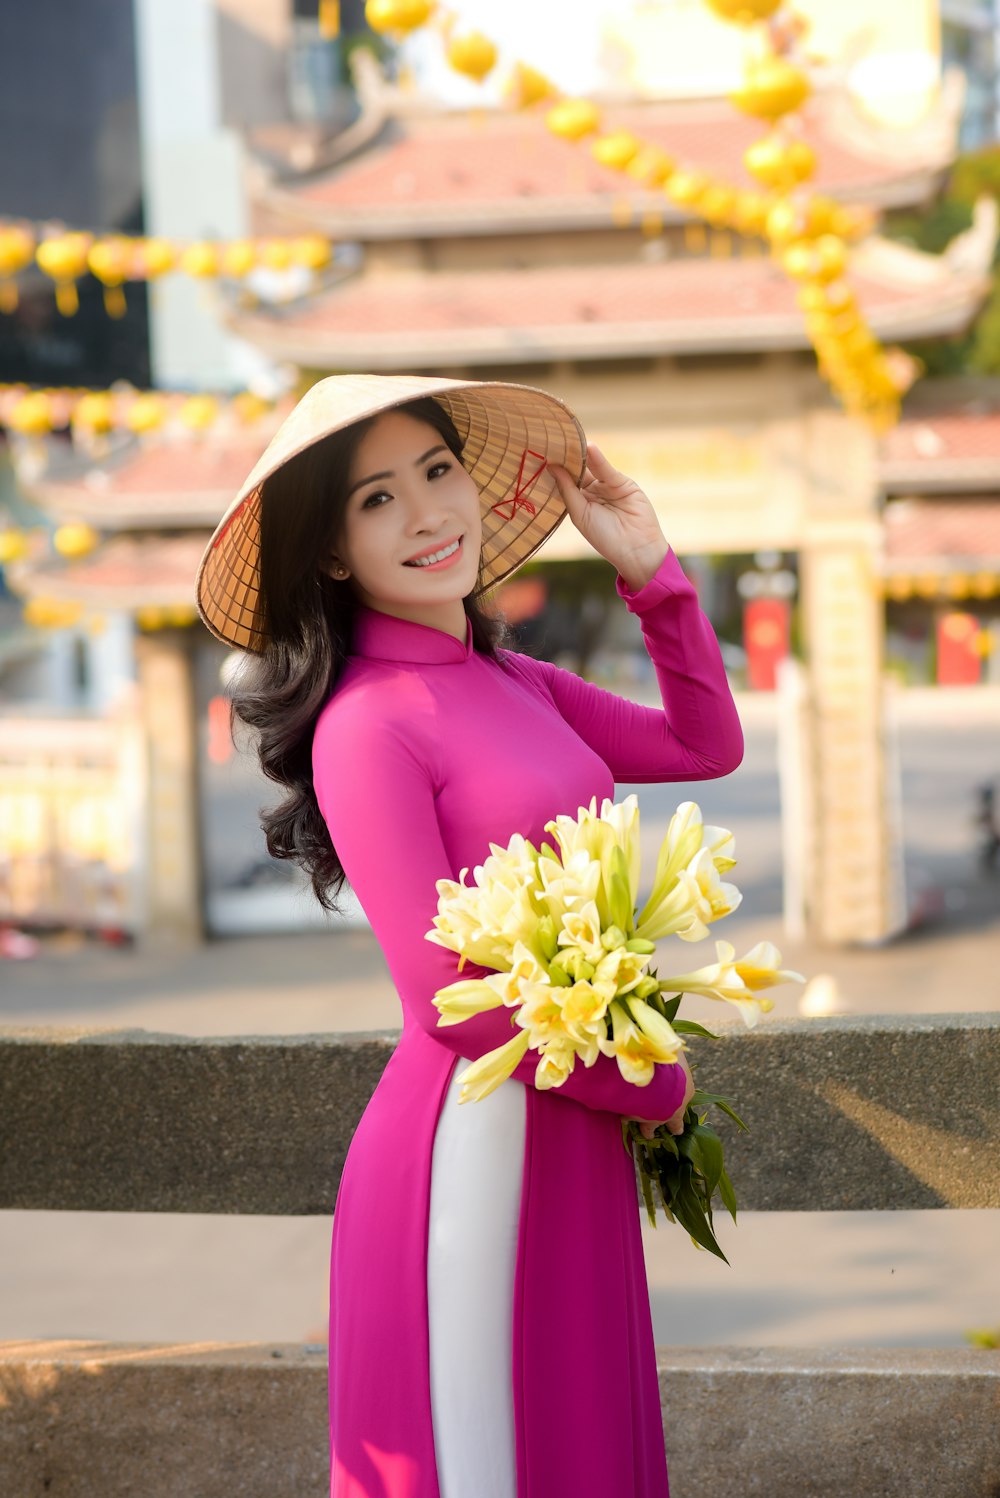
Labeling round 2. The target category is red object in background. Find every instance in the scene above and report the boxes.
[744,597,790,690]
[937,612,981,685]
[494,575,548,625]
[207,694,235,764]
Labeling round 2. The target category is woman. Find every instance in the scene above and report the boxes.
[196,374,744,1498]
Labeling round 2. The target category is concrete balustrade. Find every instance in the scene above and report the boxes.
[1,1012,998,1496]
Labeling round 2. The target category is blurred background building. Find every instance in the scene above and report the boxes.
[1,0,999,949]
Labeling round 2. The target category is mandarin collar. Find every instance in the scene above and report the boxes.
[351,603,474,664]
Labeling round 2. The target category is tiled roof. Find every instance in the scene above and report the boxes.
[8,533,209,608]
[263,91,956,236]
[20,433,280,527]
[883,496,1000,564]
[881,404,1000,492]
[226,241,987,366]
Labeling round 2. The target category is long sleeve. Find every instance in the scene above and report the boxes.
[312,709,688,1121]
[507,545,744,782]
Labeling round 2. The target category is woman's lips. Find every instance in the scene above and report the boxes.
[403,536,464,571]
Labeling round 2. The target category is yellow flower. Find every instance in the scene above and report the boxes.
[556,898,605,963]
[634,802,737,938]
[591,943,650,999]
[635,846,742,942]
[658,939,804,1026]
[456,1029,531,1103]
[432,978,506,1026]
[534,1042,578,1090]
[558,979,610,1055]
[629,999,685,1064]
[598,792,641,897]
[597,999,684,1085]
[534,847,601,926]
[515,982,570,1048]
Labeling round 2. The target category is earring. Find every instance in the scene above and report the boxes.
[330,561,349,579]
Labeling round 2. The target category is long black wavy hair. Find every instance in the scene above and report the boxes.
[229,395,518,914]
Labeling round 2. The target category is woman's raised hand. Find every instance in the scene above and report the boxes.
[548,441,670,593]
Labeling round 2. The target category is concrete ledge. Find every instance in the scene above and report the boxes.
[0,1340,997,1497]
[1,1013,998,1213]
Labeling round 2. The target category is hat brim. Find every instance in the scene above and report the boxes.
[196,373,587,652]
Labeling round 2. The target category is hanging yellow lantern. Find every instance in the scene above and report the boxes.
[731,56,811,122]
[231,391,271,425]
[765,198,806,245]
[706,0,782,22]
[0,528,29,563]
[744,135,816,192]
[624,146,676,188]
[591,131,641,171]
[0,225,35,313]
[180,242,220,278]
[782,242,817,280]
[829,204,875,241]
[701,184,738,226]
[813,235,848,283]
[164,603,198,627]
[71,390,115,434]
[88,237,132,318]
[136,604,168,630]
[125,393,168,434]
[665,170,711,208]
[36,232,93,316]
[731,191,770,235]
[8,392,54,436]
[503,61,556,109]
[290,235,333,271]
[546,98,602,142]
[318,0,340,36]
[178,395,218,432]
[25,596,83,630]
[220,240,258,279]
[135,238,177,280]
[365,0,431,34]
[53,521,100,559]
[259,239,294,271]
[446,31,498,82]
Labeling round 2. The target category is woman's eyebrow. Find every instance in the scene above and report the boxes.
[347,445,449,499]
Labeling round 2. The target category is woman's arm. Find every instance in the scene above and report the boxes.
[506,545,743,782]
[313,709,689,1121]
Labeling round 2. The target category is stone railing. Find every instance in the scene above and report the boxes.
[1,1013,998,1497]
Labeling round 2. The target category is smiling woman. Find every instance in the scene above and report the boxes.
[196,372,740,1498]
[326,408,485,638]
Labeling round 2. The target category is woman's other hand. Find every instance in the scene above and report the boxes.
[548,441,669,593]
[628,1050,696,1139]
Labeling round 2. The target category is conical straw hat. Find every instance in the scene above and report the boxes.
[196,373,587,652]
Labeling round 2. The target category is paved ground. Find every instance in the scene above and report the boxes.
[1,688,998,1351]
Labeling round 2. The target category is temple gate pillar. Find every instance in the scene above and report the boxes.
[797,409,906,944]
[134,630,204,947]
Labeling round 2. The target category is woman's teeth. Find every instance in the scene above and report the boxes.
[405,538,461,567]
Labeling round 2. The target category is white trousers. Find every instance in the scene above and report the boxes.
[426,1058,527,1498]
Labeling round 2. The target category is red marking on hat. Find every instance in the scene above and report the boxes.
[490,447,547,522]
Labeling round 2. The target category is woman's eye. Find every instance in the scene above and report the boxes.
[361,463,450,508]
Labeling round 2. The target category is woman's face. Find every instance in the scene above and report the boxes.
[326,410,484,614]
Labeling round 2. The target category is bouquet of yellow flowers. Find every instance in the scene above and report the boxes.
[424,794,805,1262]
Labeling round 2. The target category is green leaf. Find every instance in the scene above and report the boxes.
[673,1019,720,1040]
[717,1165,739,1222]
[689,1122,724,1197]
[660,994,682,1023]
[639,1161,657,1229]
[691,1090,751,1132]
